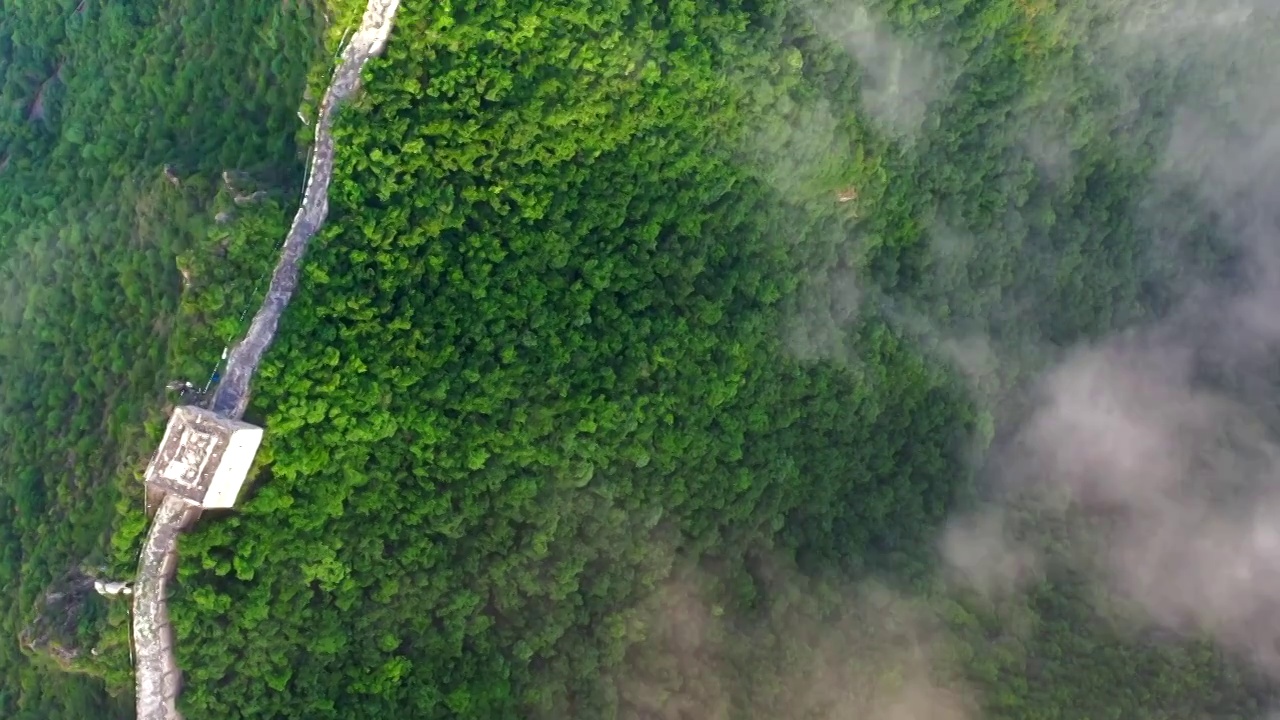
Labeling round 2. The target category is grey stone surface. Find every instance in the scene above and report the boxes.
[132,495,198,720]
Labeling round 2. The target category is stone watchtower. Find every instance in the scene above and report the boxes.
[144,406,263,509]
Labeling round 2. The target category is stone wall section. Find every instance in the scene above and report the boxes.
[133,2,403,718]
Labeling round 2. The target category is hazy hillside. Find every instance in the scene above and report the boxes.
[4,1,1280,719]
[0,0,323,716]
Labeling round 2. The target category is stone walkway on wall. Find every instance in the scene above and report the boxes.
[132,495,198,720]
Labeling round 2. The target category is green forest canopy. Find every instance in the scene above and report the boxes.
[0,0,1275,719]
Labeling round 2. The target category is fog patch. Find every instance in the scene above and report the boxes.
[808,1,952,141]
[963,315,1280,673]
[1110,0,1262,44]
[748,97,858,209]
[784,265,862,363]
[614,561,977,720]
[919,0,1280,685]
[940,508,1040,600]
[761,0,1280,685]
[944,83,1280,683]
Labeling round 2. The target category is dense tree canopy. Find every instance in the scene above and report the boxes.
[0,0,1275,719]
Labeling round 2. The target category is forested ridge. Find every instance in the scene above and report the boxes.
[0,0,325,716]
[1,0,1277,719]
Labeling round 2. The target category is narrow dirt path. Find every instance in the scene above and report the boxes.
[133,2,402,718]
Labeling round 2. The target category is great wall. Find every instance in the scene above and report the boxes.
[131,1,402,717]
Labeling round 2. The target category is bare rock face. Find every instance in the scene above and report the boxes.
[19,568,96,669]
[233,190,268,206]
[95,580,133,596]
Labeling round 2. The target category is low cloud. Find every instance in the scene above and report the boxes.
[784,266,862,363]
[921,0,1280,686]
[809,2,953,141]
[945,51,1280,684]
[940,508,1040,600]
[613,562,976,720]
[759,0,1280,691]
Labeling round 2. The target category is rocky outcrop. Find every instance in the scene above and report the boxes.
[19,569,96,669]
